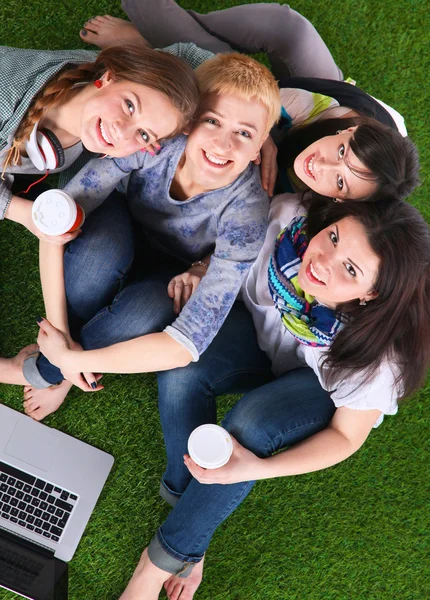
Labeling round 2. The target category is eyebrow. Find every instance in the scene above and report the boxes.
[205,109,258,132]
[131,92,157,140]
[336,224,364,276]
[341,145,351,196]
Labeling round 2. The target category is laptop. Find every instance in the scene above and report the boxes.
[0,404,114,599]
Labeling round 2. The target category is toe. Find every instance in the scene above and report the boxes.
[80,28,100,44]
[23,397,37,409]
[169,582,183,600]
[27,406,48,421]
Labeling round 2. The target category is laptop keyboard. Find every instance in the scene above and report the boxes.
[0,461,78,544]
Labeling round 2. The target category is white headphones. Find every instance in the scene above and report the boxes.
[25,122,65,171]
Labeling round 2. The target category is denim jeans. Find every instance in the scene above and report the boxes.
[149,302,335,574]
[27,192,182,386]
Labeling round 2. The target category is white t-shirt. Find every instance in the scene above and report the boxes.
[241,194,399,426]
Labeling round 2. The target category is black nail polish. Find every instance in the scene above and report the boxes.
[81,29,87,36]
[36,316,43,323]
[91,382,97,389]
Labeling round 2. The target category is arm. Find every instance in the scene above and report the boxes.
[63,151,142,216]
[37,321,192,373]
[185,406,382,485]
[39,241,69,335]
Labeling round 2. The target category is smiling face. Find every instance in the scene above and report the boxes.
[293,127,377,200]
[182,92,269,190]
[79,74,181,157]
[297,216,380,308]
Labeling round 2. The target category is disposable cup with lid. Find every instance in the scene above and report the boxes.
[32,189,85,236]
[188,424,233,469]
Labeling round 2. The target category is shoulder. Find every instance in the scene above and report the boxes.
[0,46,97,148]
[219,165,269,218]
[269,193,306,227]
[302,347,400,418]
[160,43,214,69]
[116,135,187,172]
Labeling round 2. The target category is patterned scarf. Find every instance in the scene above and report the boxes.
[268,216,342,347]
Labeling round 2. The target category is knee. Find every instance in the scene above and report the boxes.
[222,400,270,458]
[265,4,315,50]
[157,362,210,412]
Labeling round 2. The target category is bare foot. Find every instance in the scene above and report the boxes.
[80,15,150,50]
[0,344,39,385]
[164,556,204,600]
[119,548,171,600]
[23,379,72,421]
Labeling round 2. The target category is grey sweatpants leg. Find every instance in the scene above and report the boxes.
[121,0,343,80]
[121,0,232,53]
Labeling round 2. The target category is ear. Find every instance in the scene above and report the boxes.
[336,125,359,135]
[101,70,115,86]
[362,289,379,303]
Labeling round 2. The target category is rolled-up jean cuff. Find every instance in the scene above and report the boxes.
[159,479,181,507]
[148,529,203,578]
[23,354,52,389]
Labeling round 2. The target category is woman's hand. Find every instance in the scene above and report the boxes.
[141,142,162,157]
[36,318,73,370]
[184,436,266,485]
[167,264,207,315]
[6,195,81,245]
[61,340,104,392]
[254,136,278,197]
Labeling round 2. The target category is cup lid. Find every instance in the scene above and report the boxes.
[188,424,233,469]
[32,189,77,235]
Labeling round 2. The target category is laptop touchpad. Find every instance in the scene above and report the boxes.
[4,420,61,472]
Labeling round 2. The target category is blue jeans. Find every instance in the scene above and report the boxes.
[27,192,182,386]
[149,302,335,574]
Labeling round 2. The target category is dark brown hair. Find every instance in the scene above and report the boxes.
[278,116,420,201]
[306,197,430,399]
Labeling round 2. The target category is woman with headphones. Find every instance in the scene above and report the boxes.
[0,41,205,382]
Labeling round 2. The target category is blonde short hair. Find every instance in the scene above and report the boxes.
[195,53,281,134]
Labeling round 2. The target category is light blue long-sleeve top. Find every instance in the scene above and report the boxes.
[64,135,269,359]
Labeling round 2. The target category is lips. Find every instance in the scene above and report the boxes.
[97,119,114,147]
[303,153,316,180]
[202,149,232,168]
[305,260,326,286]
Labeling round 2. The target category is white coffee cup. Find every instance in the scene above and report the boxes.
[187,424,233,469]
[32,189,85,236]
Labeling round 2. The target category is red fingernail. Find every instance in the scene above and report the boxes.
[140,148,146,153]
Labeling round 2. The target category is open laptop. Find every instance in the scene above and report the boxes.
[0,404,114,599]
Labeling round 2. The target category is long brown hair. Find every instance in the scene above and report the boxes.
[3,45,199,172]
[306,197,430,399]
[278,116,420,201]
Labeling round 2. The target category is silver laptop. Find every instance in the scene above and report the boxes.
[0,404,114,599]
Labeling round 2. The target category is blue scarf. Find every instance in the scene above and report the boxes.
[268,216,342,347]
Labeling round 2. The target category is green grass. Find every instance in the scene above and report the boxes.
[0,1,429,599]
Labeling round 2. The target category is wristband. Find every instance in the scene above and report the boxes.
[190,260,210,270]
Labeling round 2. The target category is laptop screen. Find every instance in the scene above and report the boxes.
[0,529,68,600]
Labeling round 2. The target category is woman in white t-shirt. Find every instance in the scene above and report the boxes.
[36,195,430,600]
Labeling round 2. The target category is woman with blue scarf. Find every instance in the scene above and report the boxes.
[37,195,430,600]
